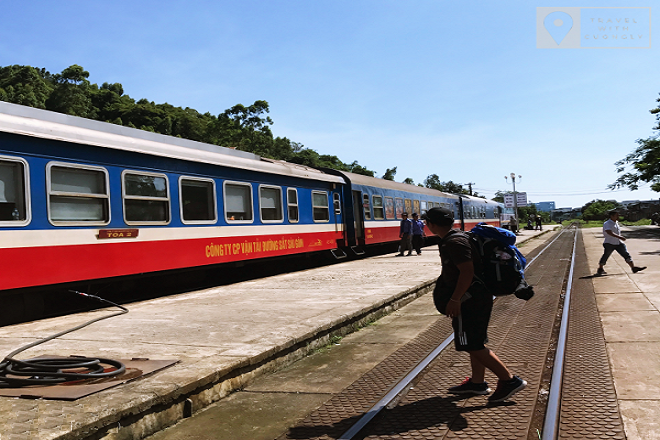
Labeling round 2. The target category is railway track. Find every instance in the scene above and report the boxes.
[280,225,626,440]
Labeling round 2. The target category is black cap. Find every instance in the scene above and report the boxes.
[422,207,454,225]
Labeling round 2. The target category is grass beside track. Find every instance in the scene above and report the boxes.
[566,219,653,228]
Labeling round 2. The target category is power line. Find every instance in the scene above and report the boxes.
[472,184,650,197]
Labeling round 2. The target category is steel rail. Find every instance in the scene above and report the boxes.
[542,226,579,439]
[525,225,571,268]
[337,334,455,439]
[337,225,570,440]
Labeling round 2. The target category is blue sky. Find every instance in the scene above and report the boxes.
[2,1,659,208]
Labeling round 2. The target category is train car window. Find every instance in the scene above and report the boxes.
[362,194,371,220]
[385,197,395,219]
[180,177,216,223]
[224,182,253,222]
[312,191,329,222]
[259,185,283,222]
[372,195,384,220]
[413,200,420,215]
[420,201,427,215]
[123,171,170,224]
[287,188,299,223]
[395,198,404,218]
[404,199,412,214]
[48,163,110,225]
[333,193,341,215]
[0,156,29,226]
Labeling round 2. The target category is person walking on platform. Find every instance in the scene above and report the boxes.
[597,210,646,275]
[396,212,413,256]
[509,216,518,234]
[411,212,425,255]
[422,207,527,402]
[535,215,542,231]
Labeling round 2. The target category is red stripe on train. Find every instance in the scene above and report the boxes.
[1,231,343,290]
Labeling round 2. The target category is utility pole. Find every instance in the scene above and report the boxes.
[465,182,474,196]
[504,173,521,234]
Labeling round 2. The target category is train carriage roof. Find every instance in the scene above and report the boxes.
[336,170,452,197]
[0,102,344,184]
[338,171,501,206]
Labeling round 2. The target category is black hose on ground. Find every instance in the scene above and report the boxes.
[0,291,128,387]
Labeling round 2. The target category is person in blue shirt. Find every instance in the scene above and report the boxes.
[396,212,413,256]
[411,212,426,255]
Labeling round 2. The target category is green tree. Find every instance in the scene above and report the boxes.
[383,167,397,181]
[46,64,95,118]
[612,94,660,192]
[581,199,620,221]
[492,191,506,203]
[403,177,414,185]
[289,149,322,167]
[91,82,134,124]
[0,65,53,108]
[212,100,276,155]
[318,154,350,170]
[347,161,375,177]
[423,174,468,194]
[517,204,538,223]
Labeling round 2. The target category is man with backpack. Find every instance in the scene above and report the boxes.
[422,206,527,402]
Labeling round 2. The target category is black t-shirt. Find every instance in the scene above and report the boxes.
[439,230,474,288]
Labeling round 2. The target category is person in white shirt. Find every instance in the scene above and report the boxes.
[597,210,646,275]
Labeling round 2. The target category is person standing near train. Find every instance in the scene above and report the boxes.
[422,206,527,402]
[396,212,413,256]
[411,212,425,255]
[597,210,646,275]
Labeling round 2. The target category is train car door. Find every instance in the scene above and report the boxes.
[352,190,365,245]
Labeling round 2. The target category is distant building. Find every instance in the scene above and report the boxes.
[550,207,580,222]
[621,199,660,222]
[534,201,555,212]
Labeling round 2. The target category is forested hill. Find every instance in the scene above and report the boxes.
[0,64,376,176]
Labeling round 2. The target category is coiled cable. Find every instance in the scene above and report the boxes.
[0,291,128,387]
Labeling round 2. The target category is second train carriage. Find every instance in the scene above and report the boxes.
[327,171,503,250]
[0,101,503,294]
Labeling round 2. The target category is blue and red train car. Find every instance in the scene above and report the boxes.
[331,171,502,250]
[0,102,502,294]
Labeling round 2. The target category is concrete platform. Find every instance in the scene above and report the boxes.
[581,225,660,440]
[0,226,553,440]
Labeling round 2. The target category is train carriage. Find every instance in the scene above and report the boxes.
[327,171,503,249]
[0,102,345,291]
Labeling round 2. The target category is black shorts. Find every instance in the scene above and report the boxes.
[452,286,493,352]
